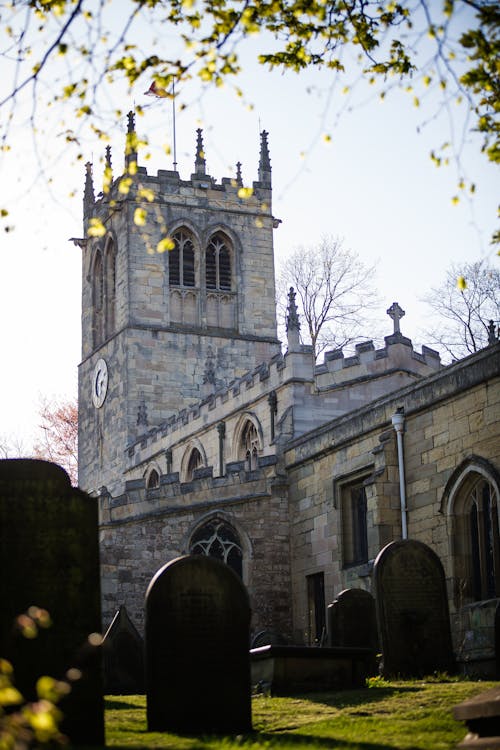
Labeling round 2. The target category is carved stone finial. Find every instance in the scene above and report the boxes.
[103,145,113,194]
[258,130,271,186]
[195,128,206,175]
[127,110,135,133]
[236,161,243,187]
[487,320,499,346]
[286,287,300,333]
[286,287,301,352]
[84,161,95,209]
[387,302,405,335]
[125,111,138,170]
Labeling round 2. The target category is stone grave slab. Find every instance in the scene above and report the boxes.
[102,605,145,694]
[373,539,454,677]
[250,644,372,695]
[453,686,500,748]
[145,554,252,733]
[327,588,379,674]
[0,459,104,746]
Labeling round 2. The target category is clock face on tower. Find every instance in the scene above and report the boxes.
[92,358,108,408]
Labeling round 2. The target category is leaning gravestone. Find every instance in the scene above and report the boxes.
[102,605,145,694]
[0,459,104,746]
[373,540,454,677]
[327,588,379,675]
[145,555,252,733]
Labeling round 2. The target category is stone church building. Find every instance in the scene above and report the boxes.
[77,114,500,673]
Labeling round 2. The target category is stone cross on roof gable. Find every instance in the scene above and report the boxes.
[387,302,405,335]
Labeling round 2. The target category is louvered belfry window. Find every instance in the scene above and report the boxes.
[170,230,195,287]
[206,234,231,291]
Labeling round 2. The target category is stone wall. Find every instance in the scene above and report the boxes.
[285,343,500,645]
[99,464,292,638]
[78,149,281,496]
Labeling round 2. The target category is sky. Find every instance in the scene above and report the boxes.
[0,2,498,451]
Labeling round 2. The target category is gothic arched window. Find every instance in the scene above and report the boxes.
[170,230,195,287]
[206,234,231,291]
[240,420,260,471]
[190,519,243,578]
[186,447,203,481]
[451,470,500,603]
[92,249,104,348]
[104,238,116,338]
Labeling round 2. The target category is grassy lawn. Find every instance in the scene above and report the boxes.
[105,678,497,750]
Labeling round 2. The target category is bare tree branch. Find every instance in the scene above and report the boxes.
[422,259,500,361]
[277,235,380,359]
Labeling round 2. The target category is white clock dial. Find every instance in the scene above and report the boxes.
[92,358,108,408]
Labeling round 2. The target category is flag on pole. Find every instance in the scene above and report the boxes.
[144,81,169,98]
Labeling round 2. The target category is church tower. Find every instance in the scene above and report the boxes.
[78,115,280,496]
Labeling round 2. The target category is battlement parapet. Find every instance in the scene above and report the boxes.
[315,336,441,388]
[125,331,441,465]
[126,351,302,462]
[92,166,272,218]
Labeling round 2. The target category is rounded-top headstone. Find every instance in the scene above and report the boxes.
[373,539,454,677]
[0,458,104,746]
[145,555,252,733]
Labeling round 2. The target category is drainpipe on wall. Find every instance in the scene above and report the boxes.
[391,408,408,540]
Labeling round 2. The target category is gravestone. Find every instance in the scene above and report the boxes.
[453,686,500,747]
[145,555,252,733]
[0,459,104,746]
[102,605,145,694]
[373,540,454,677]
[327,588,379,674]
[251,630,288,649]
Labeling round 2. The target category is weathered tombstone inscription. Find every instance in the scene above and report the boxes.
[327,588,379,674]
[145,555,252,733]
[0,459,104,746]
[102,605,145,694]
[374,540,454,677]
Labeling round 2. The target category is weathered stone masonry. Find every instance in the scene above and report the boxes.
[77,117,500,670]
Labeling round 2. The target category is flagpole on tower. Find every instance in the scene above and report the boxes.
[172,77,177,172]
[144,76,177,170]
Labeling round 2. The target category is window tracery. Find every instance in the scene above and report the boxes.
[462,477,499,601]
[240,420,260,471]
[190,519,243,578]
[449,467,500,604]
[170,230,195,287]
[92,237,116,349]
[105,238,116,338]
[206,234,231,291]
[92,249,104,347]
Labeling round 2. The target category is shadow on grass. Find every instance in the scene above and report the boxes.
[106,698,144,710]
[272,685,419,708]
[108,730,420,750]
[104,687,426,750]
